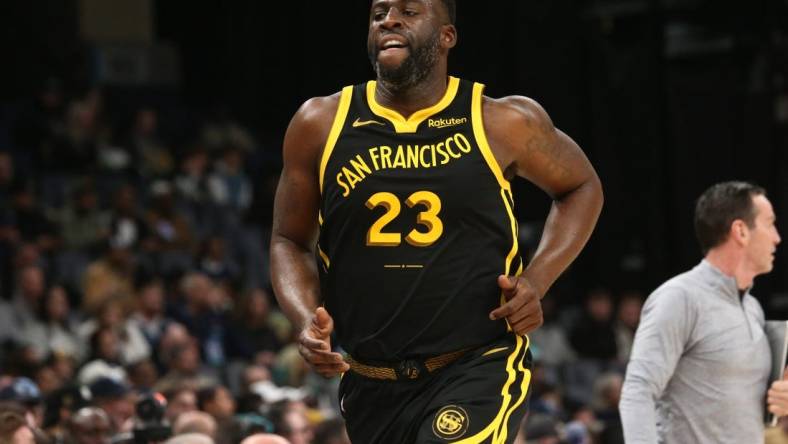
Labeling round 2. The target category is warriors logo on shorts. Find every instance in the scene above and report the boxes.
[432,405,469,440]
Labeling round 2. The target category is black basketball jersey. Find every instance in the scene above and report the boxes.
[318,77,522,361]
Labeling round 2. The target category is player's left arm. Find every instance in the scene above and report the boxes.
[486,96,603,334]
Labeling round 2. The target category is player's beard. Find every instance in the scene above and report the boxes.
[369,29,440,90]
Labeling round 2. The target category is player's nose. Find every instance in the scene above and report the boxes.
[381,8,404,29]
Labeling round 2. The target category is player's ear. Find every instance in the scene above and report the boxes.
[441,24,457,49]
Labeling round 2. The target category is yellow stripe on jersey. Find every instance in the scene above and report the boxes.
[497,336,531,443]
[317,244,330,269]
[500,188,519,277]
[319,86,354,193]
[473,81,522,328]
[482,347,510,357]
[471,83,511,193]
[453,335,527,444]
[367,76,460,133]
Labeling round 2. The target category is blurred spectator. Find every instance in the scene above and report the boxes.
[9,184,59,253]
[77,328,127,385]
[33,364,63,397]
[78,299,150,366]
[233,365,270,415]
[241,366,271,395]
[270,402,313,444]
[197,235,240,285]
[228,412,275,442]
[563,399,602,444]
[592,373,624,444]
[66,406,112,444]
[50,353,78,388]
[145,180,194,277]
[126,359,158,391]
[127,108,173,179]
[12,244,46,274]
[519,413,563,444]
[156,338,218,391]
[528,296,576,369]
[528,377,565,420]
[0,403,35,443]
[51,181,109,292]
[165,432,214,444]
[53,181,109,253]
[81,243,135,316]
[569,288,618,361]
[614,291,643,363]
[41,384,89,442]
[273,344,310,389]
[196,385,236,422]
[170,273,228,367]
[313,417,351,444]
[172,410,217,438]
[106,184,150,253]
[173,147,215,239]
[163,386,197,423]
[207,145,252,214]
[227,288,282,363]
[154,323,190,372]
[0,265,47,347]
[129,279,172,350]
[197,385,236,442]
[0,377,44,427]
[24,285,85,362]
[86,378,134,434]
[240,433,289,444]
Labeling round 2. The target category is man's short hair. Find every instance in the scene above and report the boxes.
[694,181,766,254]
[439,0,456,24]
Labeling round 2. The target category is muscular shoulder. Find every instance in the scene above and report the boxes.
[482,95,553,132]
[480,95,562,182]
[283,92,343,168]
[291,92,342,143]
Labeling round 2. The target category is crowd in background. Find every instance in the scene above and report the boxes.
[0,79,643,443]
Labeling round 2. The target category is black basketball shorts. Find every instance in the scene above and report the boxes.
[338,334,532,443]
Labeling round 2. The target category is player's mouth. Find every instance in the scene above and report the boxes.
[378,35,409,56]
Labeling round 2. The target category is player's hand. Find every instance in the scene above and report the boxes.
[488,275,544,335]
[768,367,788,417]
[297,307,350,378]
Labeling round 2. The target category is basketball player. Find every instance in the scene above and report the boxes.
[270,1,603,442]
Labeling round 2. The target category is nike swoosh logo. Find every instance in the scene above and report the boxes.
[352,118,385,128]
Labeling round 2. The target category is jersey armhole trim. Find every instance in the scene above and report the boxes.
[319,85,354,194]
[471,83,512,193]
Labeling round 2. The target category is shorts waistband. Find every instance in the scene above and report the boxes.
[346,348,472,381]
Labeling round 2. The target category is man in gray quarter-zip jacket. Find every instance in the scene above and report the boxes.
[620,181,782,444]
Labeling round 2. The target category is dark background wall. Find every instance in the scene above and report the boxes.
[3,0,788,313]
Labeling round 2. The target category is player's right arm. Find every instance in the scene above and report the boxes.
[270,93,349,377]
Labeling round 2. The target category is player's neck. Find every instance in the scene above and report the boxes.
[705,246,754,290]
[375,72,449,119]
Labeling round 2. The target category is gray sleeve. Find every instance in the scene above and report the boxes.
[620,284,694,444]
